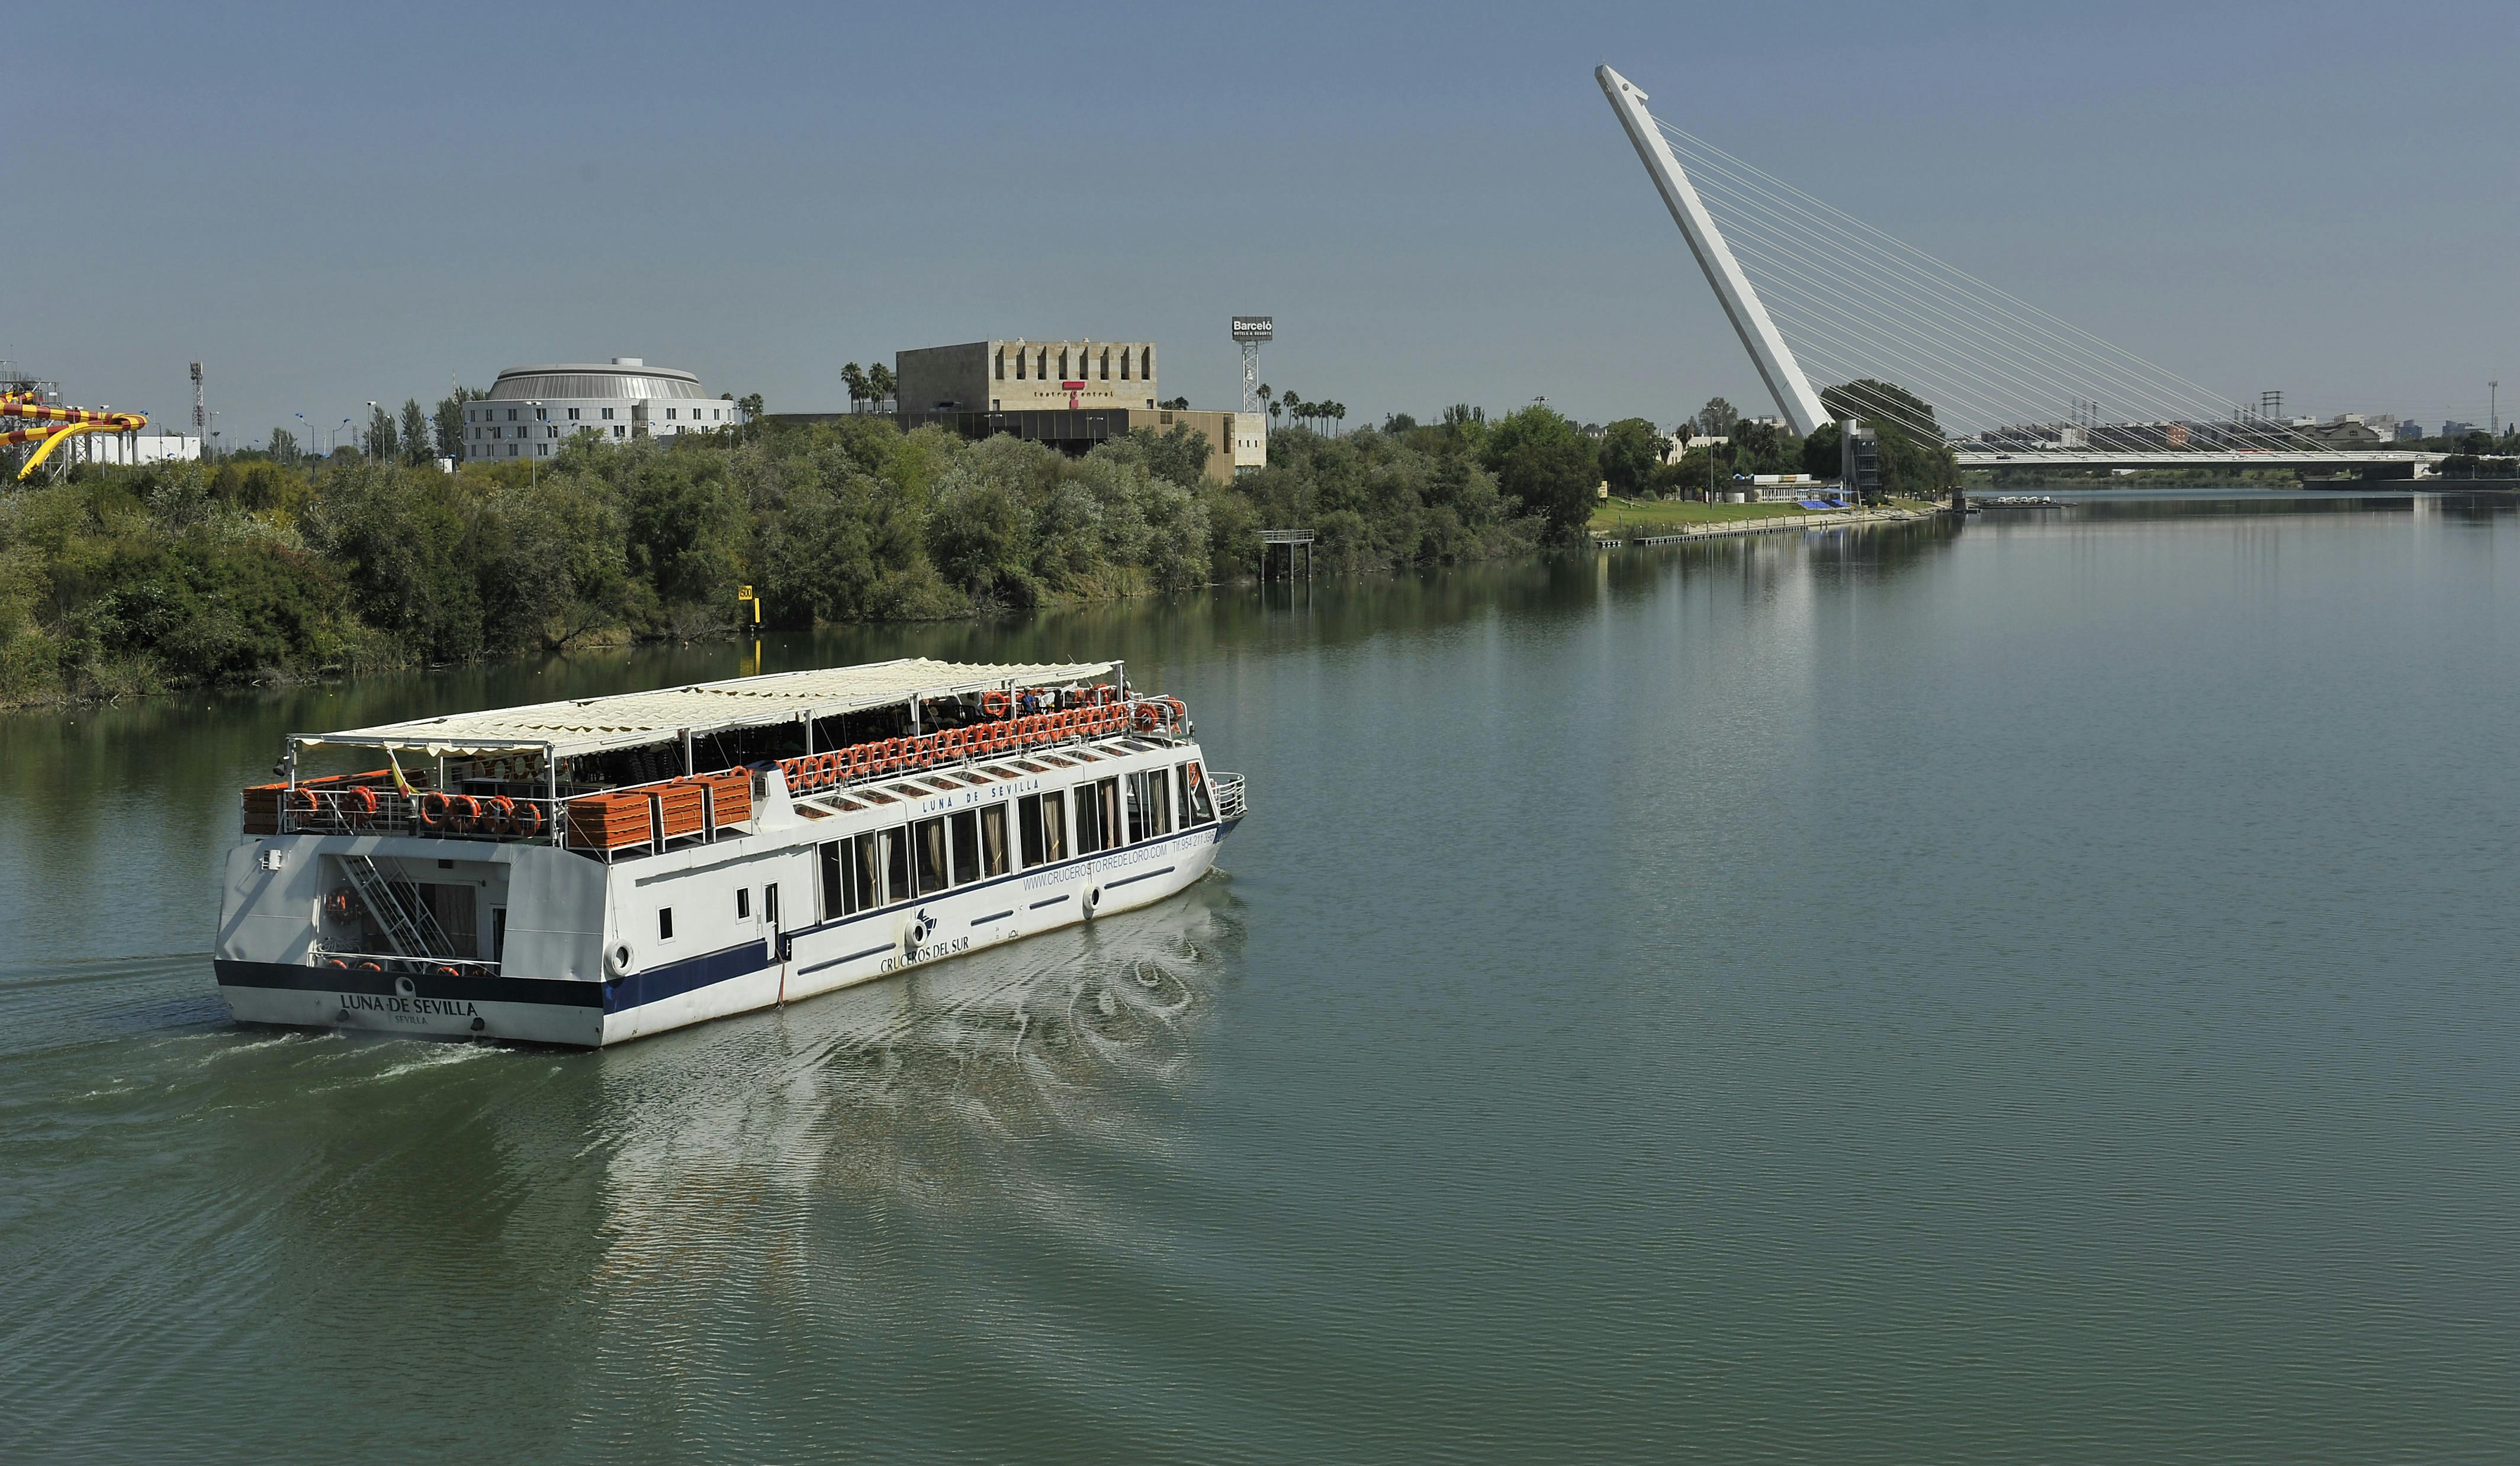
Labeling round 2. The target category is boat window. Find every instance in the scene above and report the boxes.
[912,817,949,895]
[857,791,897,805]
[1135,769,1172,839]
[765,883,779,929]
[658,908,675,942]
[1075,777,1121,853]
[825,832,885,918]
[1122,772,1146,844]
[882,827,909,905]
[1019,790,1066,866]
[735,888,751,920]
[949,811,980,886]
[1182,761,1216,824]
[979,804,1010,876]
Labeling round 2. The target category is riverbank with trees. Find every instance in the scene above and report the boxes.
[0,403,1615,709]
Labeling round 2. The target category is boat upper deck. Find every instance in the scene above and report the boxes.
[301,656,1114,758]
[246,656,1214,859]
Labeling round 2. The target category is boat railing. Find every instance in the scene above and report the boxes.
[252,693,1199,855]
[311,949,501,979]
[1210,771,1247,821]
[771,695,1192,800]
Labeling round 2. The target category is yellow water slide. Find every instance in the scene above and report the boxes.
[1,399,148,480]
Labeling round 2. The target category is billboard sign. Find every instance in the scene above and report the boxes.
[1231,316,1273,342]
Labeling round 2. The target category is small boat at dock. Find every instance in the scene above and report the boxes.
[214,658,1244,1047]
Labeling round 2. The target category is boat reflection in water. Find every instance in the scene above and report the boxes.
[567,880,1243,1314]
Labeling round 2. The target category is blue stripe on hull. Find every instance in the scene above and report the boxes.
[602,939,773,1014]
[214,958,605,1008]
[214,941,774,1018]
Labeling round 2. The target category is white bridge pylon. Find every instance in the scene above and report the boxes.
[1597,65,1829,435]
[1595,64,2439,471]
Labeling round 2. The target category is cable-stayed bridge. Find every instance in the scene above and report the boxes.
[1595,66,2439,477]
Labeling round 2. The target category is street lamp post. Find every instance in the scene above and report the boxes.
[527,400,542,487]
[364,401,378,462]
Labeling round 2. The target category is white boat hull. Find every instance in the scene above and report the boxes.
[216,818,1235,1049]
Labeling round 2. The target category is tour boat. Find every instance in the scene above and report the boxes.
[213,657,1245,1047]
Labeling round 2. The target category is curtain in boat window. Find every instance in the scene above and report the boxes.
[912,819,947,895]
[981,805,1010,876]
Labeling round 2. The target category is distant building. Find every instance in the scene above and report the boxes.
[2394,419,2426,442]
[462,358,734,462]
[858,338,1262,482]
[63,430,200,466]
[2310,414,2385,448]
[2441,420,2477,436]
[896,340,1160,413]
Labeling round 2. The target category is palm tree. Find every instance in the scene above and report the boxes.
[869,364,896,411]
[840,362,867,413]
[1268,398,1282,429]
[1329,403,1346,437]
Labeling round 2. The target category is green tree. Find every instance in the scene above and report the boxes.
[268,427,300,465]
[840,363,867,412]
[1597,417,1664,496]
[1481,404,1597,546]
[365,403,398,463]
[398,399,432,466]
[1696,397,1740,438]
[435,385,481,463]
[868,364,896,411]
[1821,379,1942,442]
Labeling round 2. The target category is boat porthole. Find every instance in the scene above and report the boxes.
[470,1017,487,1033]
[394,975,416,998]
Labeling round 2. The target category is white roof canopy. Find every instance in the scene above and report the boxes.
[298,657,1116,758]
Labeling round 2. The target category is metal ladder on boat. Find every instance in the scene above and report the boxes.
[333,854,457,959]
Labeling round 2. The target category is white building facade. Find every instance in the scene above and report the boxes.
[462,358,735,462]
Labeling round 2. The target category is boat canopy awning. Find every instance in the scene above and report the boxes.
[295,657,1117,758]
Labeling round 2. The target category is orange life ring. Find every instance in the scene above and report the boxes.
[981,689,1012,718]
[349,784,379,817]
[1133,703,1160,732]
[512,801,544,837]
[1095,684,1120,706]
[432,965,460,979]
[417,790,450,827]
[875,737,897,773]
[453,795,482,828]
[485,795,516,832]
[355,959,383,972]
[293,787,319,815]
[326,958,349,969]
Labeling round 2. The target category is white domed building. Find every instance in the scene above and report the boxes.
[459,357,737,462]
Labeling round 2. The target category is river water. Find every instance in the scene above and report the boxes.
[4,490,2516,1463]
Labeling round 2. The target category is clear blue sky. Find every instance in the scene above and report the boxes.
[17,0,2516,445]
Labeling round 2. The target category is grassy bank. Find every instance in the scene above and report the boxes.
[1590,495,1932,537]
